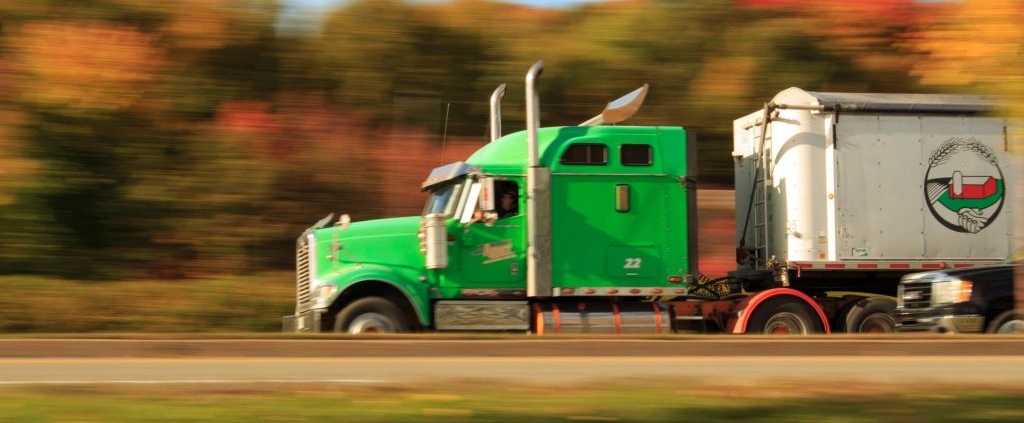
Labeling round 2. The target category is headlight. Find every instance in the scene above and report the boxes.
[931,278,973,305]
[315,284,337,301]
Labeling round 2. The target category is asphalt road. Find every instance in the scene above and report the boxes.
[0,336,1022,386]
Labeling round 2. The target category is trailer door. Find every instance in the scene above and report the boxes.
[833,115,1011,261]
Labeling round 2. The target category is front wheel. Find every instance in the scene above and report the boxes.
[745,297,825,335]
[333,297,408,334]
[986,310,1024,334]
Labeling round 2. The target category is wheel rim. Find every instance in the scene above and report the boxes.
[347,313,397,334]
[858,314,895,334]
[995,319,1024,334]
[764,312,808,334]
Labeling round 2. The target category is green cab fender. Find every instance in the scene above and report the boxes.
[320,264,431,327]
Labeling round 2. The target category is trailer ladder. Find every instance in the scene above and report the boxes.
[752,126,770,267]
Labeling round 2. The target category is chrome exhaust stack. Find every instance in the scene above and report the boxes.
[525,61,551,298]
[489,83,506,143]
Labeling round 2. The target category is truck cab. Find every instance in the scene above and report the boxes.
[283,66,698,333]
[284,61,1014,336]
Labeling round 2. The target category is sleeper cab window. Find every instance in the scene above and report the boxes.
[560,143,608,165]
[621,144,652,166]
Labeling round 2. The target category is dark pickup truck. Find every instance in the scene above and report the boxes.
[895,258,1024,334]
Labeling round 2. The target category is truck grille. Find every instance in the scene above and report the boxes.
[296,241,311,309]
[899,282,932,309]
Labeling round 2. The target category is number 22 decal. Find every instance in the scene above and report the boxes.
[624,258,642,269]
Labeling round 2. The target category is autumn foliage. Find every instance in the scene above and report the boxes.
[0,0,1019,279]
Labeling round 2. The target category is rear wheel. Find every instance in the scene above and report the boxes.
[334,297,408,334]
[986,310,1024,334]
[745,297,824,335]
[839,297,896,334]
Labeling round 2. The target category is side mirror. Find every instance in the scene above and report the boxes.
[336,214,351,230]
[479,177,496,213]
[460,177,499,226]
[460,182,482,224]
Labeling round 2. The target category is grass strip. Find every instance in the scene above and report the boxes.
[1,380,1023,423]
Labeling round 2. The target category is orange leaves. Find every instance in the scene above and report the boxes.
[107,0,270,51]
[8,22,165,111]
[690,57,758,99]
[907,0,1024,127]
[164,0,232,51]
[910,0,1024,89]
[217,101,280,134]
[159,0,277,52]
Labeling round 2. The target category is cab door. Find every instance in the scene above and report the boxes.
[458,214,526,286]
[452,180,526,289]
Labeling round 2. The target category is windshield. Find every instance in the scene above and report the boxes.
[422,179,466,217]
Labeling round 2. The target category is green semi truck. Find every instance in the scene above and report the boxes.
[283,61,1014,335]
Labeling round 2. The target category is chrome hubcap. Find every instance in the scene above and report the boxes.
[996,319,1024,334]
[858,314,895,333]
[347,313,396,334]
[764,312,807,334]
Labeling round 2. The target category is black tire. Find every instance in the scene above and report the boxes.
[745,297,825,335]
[839,297,896,334]
[333,297,408,334]
[986,310,1024,334]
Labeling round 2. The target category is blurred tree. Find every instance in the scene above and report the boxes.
[315,0,496,135]
[908,0,1024,115]
[0,0,1007,280]
[1,22,171,278]
[0,1,291,278]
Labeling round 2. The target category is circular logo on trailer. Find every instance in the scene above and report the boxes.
[924,137,1005,233]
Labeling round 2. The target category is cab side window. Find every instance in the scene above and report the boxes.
[621,144,652,166]
[495,181,519,219]
[561,143,607,165]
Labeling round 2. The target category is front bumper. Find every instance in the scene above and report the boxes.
[895,307,984,334]
[282,309,325,333]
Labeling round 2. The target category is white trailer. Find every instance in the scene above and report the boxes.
[734,87,1012,269]
[672,88,1014,334]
